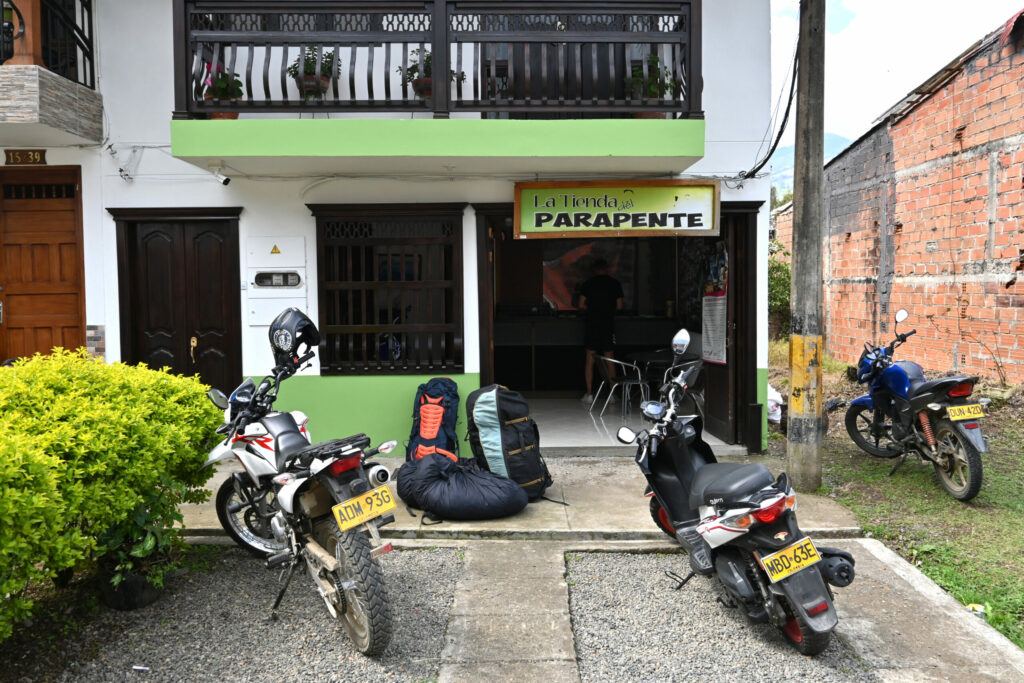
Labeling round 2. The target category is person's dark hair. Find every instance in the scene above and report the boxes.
[593,258,609,272]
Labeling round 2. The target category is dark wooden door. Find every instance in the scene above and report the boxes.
[115,212,241,393]
[703,213,739,442]
[0,169,85,360]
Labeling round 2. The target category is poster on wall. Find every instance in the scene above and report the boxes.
[515,180,720,239]
[701,239,728,365]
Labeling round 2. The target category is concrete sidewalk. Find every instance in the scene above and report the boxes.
[180,455,1024,681]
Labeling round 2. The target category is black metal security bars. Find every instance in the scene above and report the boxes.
[41,0,94,88]
[173,0,701,118]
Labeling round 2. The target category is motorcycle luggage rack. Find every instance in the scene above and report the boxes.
[293,433,371,461]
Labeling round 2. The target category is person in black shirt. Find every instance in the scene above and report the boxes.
[579,258,624,403]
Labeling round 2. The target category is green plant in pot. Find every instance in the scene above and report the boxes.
[397,48,466,97]
[287,46,338,99]
[625,54,676,116]
[203,65,243,119]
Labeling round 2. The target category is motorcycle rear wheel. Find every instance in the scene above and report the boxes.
[780,611,833,656]
[315,522,393,656]
[932,419,983,501]
[844,405,898,458]
[649,497,679,541]
[215,477,287,557]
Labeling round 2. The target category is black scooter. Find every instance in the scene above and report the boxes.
[617,328,856,656]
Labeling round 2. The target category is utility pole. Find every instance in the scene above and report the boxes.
[786,0,826,491]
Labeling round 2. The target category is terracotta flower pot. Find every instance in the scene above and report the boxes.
[203,93,239,119]
[412,77,433,97]
[295,74,331,99]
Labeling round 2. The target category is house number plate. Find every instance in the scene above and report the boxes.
[4,150,47,165]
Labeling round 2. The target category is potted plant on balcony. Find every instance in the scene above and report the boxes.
[203,67,243,120]
[397,48,466,98]
[625,54,676,119]
[287,47,338,100]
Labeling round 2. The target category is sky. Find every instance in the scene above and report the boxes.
[770,0,1024,146]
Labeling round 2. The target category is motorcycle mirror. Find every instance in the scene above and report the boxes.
[377,440,398,455]
[616,426,637,444]
[207,388,229,410]
[894,309,909,324]
[671,328,691,356]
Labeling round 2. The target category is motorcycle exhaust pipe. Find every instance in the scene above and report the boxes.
[365,463,391,486]
[817,547,856,587]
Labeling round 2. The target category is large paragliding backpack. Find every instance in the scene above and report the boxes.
[466,384,553,500]
[406,377,460,462]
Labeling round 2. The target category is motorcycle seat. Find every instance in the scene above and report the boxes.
[908,376,975,399]
[261,413,310,470]
[687,463,775,510]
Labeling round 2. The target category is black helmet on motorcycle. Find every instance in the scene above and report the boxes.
[269,307,320,368]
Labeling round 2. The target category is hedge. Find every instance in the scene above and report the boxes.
[0,350,221,641]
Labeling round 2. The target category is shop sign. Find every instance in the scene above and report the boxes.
[514,180,719,239]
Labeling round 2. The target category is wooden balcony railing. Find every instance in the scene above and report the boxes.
[1,0,95,89]
[172,0,702,119]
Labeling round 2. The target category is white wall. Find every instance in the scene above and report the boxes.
[63,0,771,375]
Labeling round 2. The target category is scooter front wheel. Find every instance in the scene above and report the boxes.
[649,497,679,542]
[314,522,393,656]
[844,404,899,458]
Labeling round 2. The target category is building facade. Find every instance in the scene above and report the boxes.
[0,0,773,448]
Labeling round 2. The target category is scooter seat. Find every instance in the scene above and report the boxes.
[688,463,775,510]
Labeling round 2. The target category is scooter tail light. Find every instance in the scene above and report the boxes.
[328,453,362,476]
[719,513,754,529]
[751,495,796,525]
[948,382,974,398]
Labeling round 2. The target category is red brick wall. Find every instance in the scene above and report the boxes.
[824,31,1024,384]
[771,205,793,262]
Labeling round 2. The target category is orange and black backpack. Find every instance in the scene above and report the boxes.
[406,377,460,462]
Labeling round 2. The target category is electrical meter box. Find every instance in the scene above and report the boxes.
[246,236,307,324]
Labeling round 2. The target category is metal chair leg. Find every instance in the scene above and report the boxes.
[589,381,606,412]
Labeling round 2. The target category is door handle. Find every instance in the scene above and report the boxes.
[190,336,198,363]
[0,301,3,325]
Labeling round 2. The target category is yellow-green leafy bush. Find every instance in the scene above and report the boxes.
[0,350,220,640]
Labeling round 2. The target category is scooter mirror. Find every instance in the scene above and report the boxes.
[671,328,691,356]
[207,388,229,410]
[377,440,398,454]
[894,309,909,324]
[616,426,637,444]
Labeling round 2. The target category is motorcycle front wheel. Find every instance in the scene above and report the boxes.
[844,404,898,458]
[215,477,287,557]
[933,419,983,501]
[314,522,393,656]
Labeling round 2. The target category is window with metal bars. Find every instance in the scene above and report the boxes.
[313,204,464,375]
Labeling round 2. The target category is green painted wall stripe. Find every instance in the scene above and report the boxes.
[274,373,480,457]
[171,119,705,159]
[757,367,768,452]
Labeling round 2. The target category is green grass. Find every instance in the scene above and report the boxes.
[821,416,1024,648]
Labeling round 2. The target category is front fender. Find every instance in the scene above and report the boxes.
[955,422,988,453]
[849,394,872,408]
[203,439,233,468]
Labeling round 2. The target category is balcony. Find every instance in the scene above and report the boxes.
[170,0,705,176]
[0,0,101,146]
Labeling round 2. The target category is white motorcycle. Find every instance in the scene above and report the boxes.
[204,308,396,656]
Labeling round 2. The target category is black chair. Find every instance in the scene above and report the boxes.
[590,356,649,419]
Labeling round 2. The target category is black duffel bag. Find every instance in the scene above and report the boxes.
[396,453,528,521]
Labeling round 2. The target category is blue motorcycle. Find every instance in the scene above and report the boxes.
[836,309,989,501]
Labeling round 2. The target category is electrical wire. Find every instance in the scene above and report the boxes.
[741,48,798,180]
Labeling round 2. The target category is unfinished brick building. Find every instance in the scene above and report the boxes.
[776,10,1024,385]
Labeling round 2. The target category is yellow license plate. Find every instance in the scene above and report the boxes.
[947,404,984,421]
[332,485,396,532]
[757,537,821,584]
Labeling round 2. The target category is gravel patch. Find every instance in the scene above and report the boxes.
[567,551,876,682]
[50,546,460,682]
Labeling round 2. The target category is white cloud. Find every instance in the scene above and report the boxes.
[771,0,1023,144]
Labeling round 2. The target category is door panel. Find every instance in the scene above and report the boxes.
[0,171,85,361]
[703,214,738,442]
[118,217,240,393]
